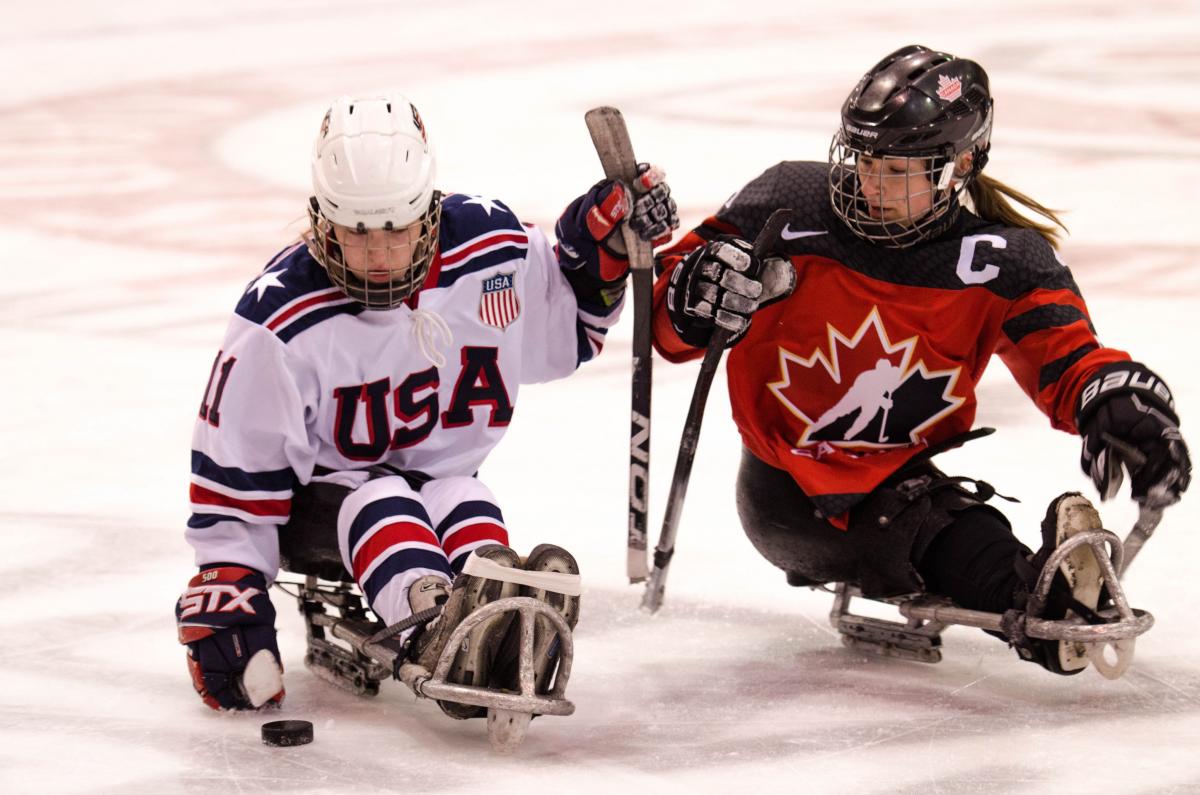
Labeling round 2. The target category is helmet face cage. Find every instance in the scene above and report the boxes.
[306,193,442,309]
[828,133,964,249]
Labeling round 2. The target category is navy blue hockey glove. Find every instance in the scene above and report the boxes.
[1076,361,1191,505]
[666,237,795,348]
[556,162,679,284]
[176,565,284,711]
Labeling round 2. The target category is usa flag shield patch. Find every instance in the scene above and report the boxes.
[479,272,520,329]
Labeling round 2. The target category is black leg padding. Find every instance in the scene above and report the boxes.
[279,481,354,582]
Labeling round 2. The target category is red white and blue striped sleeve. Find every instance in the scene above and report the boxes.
[527,224,625,378]
[186,317,315,577]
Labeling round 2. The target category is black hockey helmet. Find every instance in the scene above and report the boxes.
[829,45,994,248]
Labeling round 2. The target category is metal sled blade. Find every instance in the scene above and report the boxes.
[830,583,945,664]
[304,633,389,696]
[292,577,391,696]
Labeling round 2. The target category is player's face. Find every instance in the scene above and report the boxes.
[333,222,423,284]
[855,155,934,226]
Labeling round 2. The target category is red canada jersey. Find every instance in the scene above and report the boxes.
[652,161,1129,521]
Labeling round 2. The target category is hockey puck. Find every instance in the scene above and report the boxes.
[261,720,313,747]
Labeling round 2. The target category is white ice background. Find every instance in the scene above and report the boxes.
[2,1,1199,792]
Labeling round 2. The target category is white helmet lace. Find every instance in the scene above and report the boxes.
[410,308,453,368]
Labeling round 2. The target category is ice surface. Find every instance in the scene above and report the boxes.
[2,1,1199,792]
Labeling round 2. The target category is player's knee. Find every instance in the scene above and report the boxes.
[336,475,433,575]
[736,448,860,583]
[421,474,498,506]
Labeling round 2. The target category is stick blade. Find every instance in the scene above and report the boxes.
[627,548,649,583]
[753,208,796,258]
[585,106,638,181]
[641,565,665,613]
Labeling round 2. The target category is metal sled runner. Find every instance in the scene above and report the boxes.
[283,575,575,752]
[829,524,1156,679]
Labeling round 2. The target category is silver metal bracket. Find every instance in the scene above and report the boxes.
[826,527,1156,679]
[394,597,575,717]
[284,576,575,751]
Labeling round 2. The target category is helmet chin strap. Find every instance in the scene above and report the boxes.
[936,162,956,191]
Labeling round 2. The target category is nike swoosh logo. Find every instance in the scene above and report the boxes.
[780,226,828,240]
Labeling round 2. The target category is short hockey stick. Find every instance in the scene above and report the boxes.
[1100,431,1171,576]
[585,106,654,583]
[1120,501,1165,577]
[642,209,794,612]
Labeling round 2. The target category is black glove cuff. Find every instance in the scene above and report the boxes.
[666,254,716,349]
[1076,361,1179,430]
[561,264,625,312]
[668,314,716,349]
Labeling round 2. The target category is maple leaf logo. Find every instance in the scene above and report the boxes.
[936,74,963,102]
[767,307,965,448]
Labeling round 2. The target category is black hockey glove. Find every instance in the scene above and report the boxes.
[556,162,680,284]
[666,237,796,348]
[1076,361,1191,504]
[175,565,284,711]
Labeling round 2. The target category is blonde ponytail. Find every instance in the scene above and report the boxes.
[967,173,1069,249]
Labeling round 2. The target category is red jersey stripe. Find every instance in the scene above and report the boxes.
[440,232,528,268]
[189,483,290,517]
[266,290,346,331]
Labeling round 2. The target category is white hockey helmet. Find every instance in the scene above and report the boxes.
[307,93,442,308]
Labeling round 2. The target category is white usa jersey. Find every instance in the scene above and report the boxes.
[186,193,623,575]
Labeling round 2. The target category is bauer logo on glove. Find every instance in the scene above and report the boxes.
[1075,361,1191,504]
